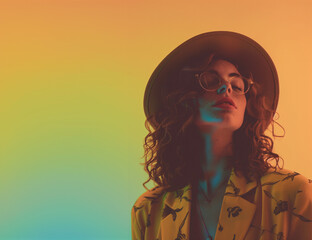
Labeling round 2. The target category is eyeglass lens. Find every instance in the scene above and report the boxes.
[199,72,248,94]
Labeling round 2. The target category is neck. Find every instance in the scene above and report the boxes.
[198,127,234,193]
[200,128,233,174]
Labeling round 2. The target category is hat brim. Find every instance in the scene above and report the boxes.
[144,31,279,127]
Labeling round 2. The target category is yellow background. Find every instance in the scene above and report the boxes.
[0,0,311,239]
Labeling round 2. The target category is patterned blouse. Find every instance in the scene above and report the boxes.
[131,167,312,240]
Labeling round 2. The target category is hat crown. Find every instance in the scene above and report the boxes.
[144,31,279,129]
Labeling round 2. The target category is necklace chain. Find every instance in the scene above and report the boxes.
[197,176,229,240]
[198,204,213,240]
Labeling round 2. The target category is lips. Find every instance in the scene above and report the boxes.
[212,97,237,109]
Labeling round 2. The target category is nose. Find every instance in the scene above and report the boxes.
[217,81,232,95]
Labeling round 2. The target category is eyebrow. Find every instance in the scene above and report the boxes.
[207,69,242,78]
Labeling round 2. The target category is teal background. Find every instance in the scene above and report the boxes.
[0,0,311,239]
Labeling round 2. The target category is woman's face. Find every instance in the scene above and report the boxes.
[195,59,247,132]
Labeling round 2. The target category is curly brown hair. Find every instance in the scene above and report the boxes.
[141,54,285,190]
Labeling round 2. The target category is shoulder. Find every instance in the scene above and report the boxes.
[132,184,190,212]
[131,185,177,230]
[132,186,168,210]
[260,167,312,201]
[261,167,311,185]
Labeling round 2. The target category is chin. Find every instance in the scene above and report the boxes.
[220,118,244,131]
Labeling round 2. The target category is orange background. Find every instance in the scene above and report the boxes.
[0,0,311,238]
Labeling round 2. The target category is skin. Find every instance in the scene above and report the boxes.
[194,59,247,195]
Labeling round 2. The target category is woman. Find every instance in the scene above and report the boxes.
[131,31,312,240]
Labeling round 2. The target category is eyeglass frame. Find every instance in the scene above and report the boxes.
[194,71,254,95]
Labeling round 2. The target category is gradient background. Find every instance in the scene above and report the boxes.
[0,0,311,239]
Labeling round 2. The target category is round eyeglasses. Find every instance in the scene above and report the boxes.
[195,71,254,95]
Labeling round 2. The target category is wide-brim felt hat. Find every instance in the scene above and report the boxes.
[144,31,279,128]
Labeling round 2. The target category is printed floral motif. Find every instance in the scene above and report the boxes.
[132,169,312,240]
[175,190,184,202]
[228,179,240,195]
[270,223,277,233]
[144,193,163,205]
[146,213,151,227]
[250,223,284,240]
[175,211,189,240]
[218,223,223,232]
[263,186,312,222]
[133,205,144,213]
[290,211,312,222]
[281,172,300,181]
[176,188,191,202]
[162,204,183,221]
[263,189,277,201]
[274,200,288,215]
[261,180,281,186]
[276,231,284,240]
[227,206,242,218]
